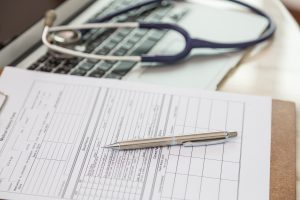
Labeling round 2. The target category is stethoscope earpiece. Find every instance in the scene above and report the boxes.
[44,10,57,27]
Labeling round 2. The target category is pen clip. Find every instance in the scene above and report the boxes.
[0,91,7,112]
[183,139,228,147]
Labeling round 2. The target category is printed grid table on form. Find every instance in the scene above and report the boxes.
[0,80,244,200]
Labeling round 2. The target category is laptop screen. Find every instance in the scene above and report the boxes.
[0,0,67,50]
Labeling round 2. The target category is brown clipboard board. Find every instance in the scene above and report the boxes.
[270,100,296,200]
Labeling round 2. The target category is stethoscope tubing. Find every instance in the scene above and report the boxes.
[43,0,276,63]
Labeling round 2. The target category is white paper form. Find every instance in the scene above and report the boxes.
[0,68,271,200]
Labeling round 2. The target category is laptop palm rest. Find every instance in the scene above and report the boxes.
[124,2,268,90]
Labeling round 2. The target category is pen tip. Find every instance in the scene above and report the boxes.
[102,143,119,149]
[227,131,238,138]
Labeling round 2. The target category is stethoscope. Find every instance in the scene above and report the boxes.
[43,0,276,63]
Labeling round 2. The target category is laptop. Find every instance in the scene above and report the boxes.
[0,0,268,90]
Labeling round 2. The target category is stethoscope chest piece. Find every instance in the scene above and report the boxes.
[51,30,82,45]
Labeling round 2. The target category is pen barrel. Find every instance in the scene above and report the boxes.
[118,131,233,150]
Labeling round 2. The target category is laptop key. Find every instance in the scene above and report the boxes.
[131,39,157,55]
[116,14,128,22]
[133,32,144,40]
[128,36,142,44]
[62,65,74,72]
[121,41,135,50]
[89,69,105,78]
[44,61,59,68]
[86,46,95,53]
[144,16,160,22]
[78,62,95,71]
[113,48,127,56]
[111,34,124,43]
[86,30,114,49]
[39,66,53,72]
[135,29,148,37]
[96,47,110,55]
[96,61,114,71]
[97,30,112,41]
[45,59,60,68]
[86,41,102,52]
[28,63,39,70]
[55,67,70,74]
[86,58,99,64]
[106,73,122,79]
[111,61,136,76]
[71,69,87,76]
[104,41,118,50]
[118,28,132,36]
[90,30,111,43]
[64,62,78,69]
[106,60,118,65]
[155,6,172,16]
[149,30,167,41]
[81,31,93,42]
[65,58,82,65]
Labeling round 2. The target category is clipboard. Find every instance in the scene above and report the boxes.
[271,100,296,200]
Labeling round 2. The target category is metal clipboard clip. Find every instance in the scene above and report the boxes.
[0,91,7,112]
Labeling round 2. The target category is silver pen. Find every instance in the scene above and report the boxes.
[103,131,237,150]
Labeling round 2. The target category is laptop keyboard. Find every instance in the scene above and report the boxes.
[27,0,188,79]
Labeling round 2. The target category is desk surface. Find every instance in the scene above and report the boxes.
[218,0,300,198]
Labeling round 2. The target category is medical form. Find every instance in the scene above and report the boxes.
[0,68,271,200]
